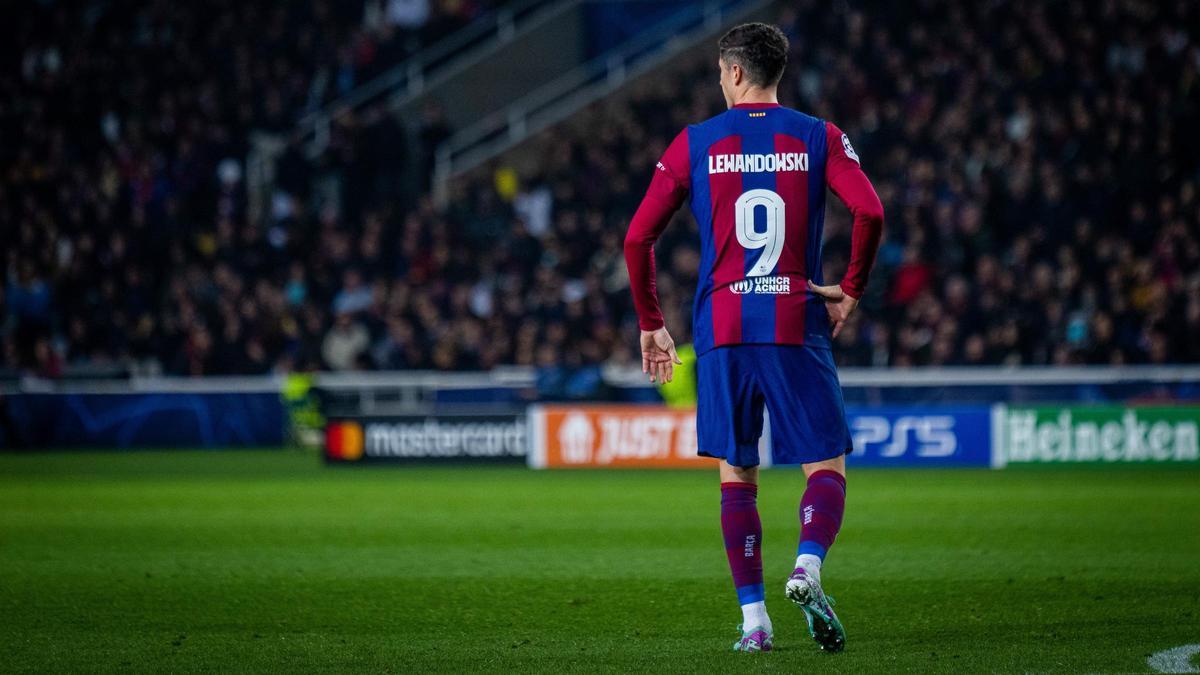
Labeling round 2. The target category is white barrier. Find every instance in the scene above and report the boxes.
[8,364,1199,395]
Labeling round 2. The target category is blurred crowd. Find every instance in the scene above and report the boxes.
[3,0,1199,380]
[1,0,500,376]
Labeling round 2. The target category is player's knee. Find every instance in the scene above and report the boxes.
[802,455,845,479]
[720,461,758,484]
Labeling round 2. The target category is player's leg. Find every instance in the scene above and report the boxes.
[698,347,772,652]
[718,461,772,651]
[796,454,847,579]
[755,346,850,652]
[785,454,847,651]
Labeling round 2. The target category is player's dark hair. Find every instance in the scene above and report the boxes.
[718,22,788,87]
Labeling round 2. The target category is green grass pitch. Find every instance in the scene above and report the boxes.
[1,450,1198,673]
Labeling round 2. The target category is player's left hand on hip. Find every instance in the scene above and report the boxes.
[640,327,683,383]
[808,280,859,339]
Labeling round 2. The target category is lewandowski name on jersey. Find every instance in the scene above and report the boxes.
[707,152,809,174]
[624,103,884,353]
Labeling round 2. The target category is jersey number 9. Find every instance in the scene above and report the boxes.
[734,188,786,277]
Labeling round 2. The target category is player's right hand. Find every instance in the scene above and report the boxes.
[807,280,859,339]
[640,327,683,384]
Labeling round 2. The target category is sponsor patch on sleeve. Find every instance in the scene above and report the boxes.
[841,134,860,164]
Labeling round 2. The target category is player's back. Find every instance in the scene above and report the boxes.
[681,103,841,354]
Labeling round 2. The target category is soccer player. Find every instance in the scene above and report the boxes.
[623,23,884,653]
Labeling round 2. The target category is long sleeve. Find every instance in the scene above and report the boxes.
[825,122,884,299]
[624,129,690,331]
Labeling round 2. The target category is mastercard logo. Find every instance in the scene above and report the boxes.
[326,421,365,461]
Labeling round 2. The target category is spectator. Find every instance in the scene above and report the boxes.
[1,0,1198,378]
[322,313,371,370]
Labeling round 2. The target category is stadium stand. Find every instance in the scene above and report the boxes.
[3,0,1199,379]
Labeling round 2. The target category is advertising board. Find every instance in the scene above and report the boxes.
[845,405,994,467]
[527,404,993,468]
[994,405,1200,466]
[325,413,527,463]
[527,405,736,468]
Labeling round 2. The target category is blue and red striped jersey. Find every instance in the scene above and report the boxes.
[624,102,883,355]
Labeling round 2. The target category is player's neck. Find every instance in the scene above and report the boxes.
[730,87,779,108]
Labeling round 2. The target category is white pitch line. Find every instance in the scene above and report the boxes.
[1148,644,1200,674]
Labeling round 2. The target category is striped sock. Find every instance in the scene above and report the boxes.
[721,482,767,627]
[797,470,846,562]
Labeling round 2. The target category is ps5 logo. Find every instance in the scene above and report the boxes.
[851,416,956,457]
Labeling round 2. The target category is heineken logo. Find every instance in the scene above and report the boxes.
[999,407,1200,464]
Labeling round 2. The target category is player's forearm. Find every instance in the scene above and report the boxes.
[623,194,679,331]
[830,168,884,299]
[626,130,689,331]
[623,241,663,331]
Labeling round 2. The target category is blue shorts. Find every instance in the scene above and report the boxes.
[696,345,852,467]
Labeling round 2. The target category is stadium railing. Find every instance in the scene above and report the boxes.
[247,0,569,221]
[430,0,773,203]
[298,0,564,158]
[7,364,1199,401]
